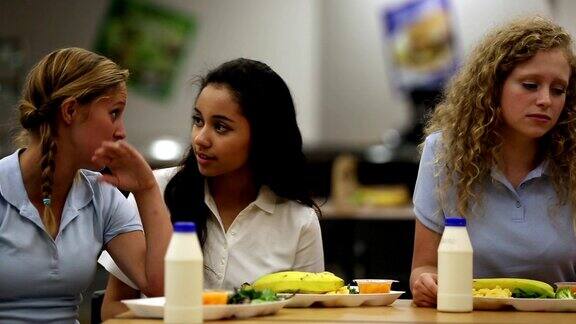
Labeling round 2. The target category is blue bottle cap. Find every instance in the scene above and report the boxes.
[173,222,196,233]
[444,217,466,226]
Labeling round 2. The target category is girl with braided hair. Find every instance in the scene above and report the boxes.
[410,16,576,307]
[0,47,172,322]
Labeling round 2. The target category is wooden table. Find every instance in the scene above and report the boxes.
[104,300,576,323]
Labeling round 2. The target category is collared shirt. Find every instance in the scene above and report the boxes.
[99,167,324,290]
[414,132,576,284]
[0,150,142,323]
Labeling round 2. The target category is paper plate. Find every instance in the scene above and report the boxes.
[474,297,576,312]
[122,297,289,320]
[279,290,404,307]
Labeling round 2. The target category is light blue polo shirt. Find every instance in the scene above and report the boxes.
[0,150,143,323]
[414,132,576,284]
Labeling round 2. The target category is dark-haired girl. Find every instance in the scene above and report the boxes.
[99,58,324,320]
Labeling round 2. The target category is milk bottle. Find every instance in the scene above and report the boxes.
[165,222,203,323]
[437,217,473,312]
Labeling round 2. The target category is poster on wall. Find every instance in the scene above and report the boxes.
[382,0,459,92]
[95,0,196,101]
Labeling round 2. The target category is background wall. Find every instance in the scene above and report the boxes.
[0,0,560,158]
[0,0,321,158]
[318,0,552,146]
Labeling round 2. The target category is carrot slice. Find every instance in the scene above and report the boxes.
[203,291,229,305]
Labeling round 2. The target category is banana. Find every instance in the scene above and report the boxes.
[473,278,554,298]
[252,271,345,294]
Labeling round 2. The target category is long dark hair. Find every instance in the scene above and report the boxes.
[164,58,320,247]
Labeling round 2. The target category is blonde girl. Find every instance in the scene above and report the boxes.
[0,48,172,322]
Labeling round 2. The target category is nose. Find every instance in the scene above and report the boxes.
[536,88,552,108]
[193,126,210,148]
[114,120,127,140]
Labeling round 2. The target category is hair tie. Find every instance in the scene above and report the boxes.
[42,198,51,206]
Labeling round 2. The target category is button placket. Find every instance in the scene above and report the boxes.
[511,190,525,222]
[49,250,59,275]
[218,236,228,277]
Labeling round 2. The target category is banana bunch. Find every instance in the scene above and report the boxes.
[473,278,555,298]
[253,271,345,294]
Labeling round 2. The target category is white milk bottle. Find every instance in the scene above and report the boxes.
[437,217,473,312]
[165,222,203,323]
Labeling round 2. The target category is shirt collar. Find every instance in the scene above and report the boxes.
[73,170,96,210]
[253,186,277,214]
[0,149,93,212]
[0,150,29,210]
[203,182,277,215]
[490,160,549,185]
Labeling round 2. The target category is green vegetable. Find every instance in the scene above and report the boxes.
[555,287,574,299]
[228,283,280,304]
[347,284,359,295]
[512,288,547,298]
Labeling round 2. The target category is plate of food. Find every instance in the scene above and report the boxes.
[280,289,405,308]
[253,271,404,307]
[473,278,576,312]
[122,286,289,320]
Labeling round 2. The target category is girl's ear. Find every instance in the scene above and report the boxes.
[60,98,78,125]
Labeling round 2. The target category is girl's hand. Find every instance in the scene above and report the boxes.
[412,272,438,307]
[92,140,155,194]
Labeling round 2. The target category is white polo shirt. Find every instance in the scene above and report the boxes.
[99,167,324,290]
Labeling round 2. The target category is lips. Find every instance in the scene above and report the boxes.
[196,152,216,164]
[526,113,551,121]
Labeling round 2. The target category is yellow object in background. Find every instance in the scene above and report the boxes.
[352,186,410,207]
[331,154,410,208]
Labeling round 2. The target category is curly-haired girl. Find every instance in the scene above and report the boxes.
[410,16,576,307]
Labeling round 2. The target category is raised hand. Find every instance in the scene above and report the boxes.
[91,140,156,194]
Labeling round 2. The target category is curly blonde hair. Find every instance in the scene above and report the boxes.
[425,16,576,218]
[17,47,128,237]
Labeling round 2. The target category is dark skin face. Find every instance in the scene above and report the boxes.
[192,84,252,179]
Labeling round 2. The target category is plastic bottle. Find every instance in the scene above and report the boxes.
[437,217,473,312]
[165,222,203,323]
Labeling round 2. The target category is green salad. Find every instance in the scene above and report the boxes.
[228,284,280,304]
[555,287,575,299]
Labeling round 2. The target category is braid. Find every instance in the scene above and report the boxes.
[39,123,58,238]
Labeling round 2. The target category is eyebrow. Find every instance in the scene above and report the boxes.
[193,108,235,123]
[97,94,126,104]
